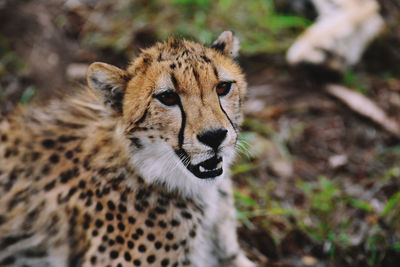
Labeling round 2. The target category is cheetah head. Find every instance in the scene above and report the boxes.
[87,31,246,193]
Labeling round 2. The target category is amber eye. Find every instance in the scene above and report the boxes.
[155,91,180,106]
[216,82,233,97]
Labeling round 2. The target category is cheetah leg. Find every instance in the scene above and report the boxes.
[213,178,257,267]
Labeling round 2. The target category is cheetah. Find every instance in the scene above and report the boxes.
[0,31,256,267]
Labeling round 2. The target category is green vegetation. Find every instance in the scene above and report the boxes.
[79,0,311,56]
[234,117,400,265]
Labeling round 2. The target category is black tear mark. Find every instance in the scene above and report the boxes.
[177,100,186,148]
[218,97,237,135]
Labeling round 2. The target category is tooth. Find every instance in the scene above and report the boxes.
[199,166,206,172]
[217,162,222,168]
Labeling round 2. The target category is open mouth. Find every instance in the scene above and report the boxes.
[191,156,223,179]
[175,149,224,179]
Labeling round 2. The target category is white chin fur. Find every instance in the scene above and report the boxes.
[129,142,235,198]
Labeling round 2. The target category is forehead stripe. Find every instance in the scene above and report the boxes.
[171,73,179,90]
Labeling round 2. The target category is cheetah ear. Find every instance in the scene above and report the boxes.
[210,31,240,58]
[87,62,130,114]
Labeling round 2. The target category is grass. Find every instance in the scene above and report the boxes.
[78,0,311,56]
[233,117,400,265]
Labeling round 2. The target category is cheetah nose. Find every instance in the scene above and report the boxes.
[197,128,228,150]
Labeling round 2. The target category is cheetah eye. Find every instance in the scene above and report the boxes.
[216,81,233,97]
[155,91,180,106]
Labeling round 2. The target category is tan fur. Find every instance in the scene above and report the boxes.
[0,32,255,267]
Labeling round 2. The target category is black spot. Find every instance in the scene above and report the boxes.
[65,150,74,159]
[136,228,144,235]
[124,251,132,261]
[102,235,108,241]
[128,216,136,224]
[44,179,56,191]
[107,225,114,233]
[95,219,104,228]
[110,250,119,259]
[42,139,56,148]
[181,211,192,219]
[117,222,125,231]
[148,212,157,220]
[107,200,116,211]
[116,214,122,220]
[138,244,146,252]
[165,244,170,252]
[155,241,162,249]
[92,230,98,236]
[133,259,141,266]
[147,233,155,241]
[116,236,124,244]
[132,234,139,240]
[157,52,163,62]
[166,232,174,240]
[135,204,144,212]
[170,63,176,69]
[90,256,97,264]
[105,213,114,221]
[98,245,106,252]
[158,220,167,228]
[127,240,134,248]
[161,258,170,266]
[172,243,179,250]
[147,255,156,264]
[78,180,86,189]
[60,167,79,183]
[189,230,196,238]
[109,239,115,246]
[171,219,180,227]
[85,198,92,207]
[155,206,167,214]
[118,204,127,213]
[145,219,154,227]
[102,187,110,195]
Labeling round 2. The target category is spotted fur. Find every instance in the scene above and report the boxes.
[0,31,255,267]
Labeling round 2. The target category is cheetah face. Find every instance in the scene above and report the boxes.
[87,32,246,191]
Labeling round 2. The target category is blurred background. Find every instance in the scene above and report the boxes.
[1,0,400,266]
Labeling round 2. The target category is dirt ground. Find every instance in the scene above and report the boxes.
[1,0,399,266]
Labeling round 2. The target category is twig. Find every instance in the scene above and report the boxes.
[325,84,400,137]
